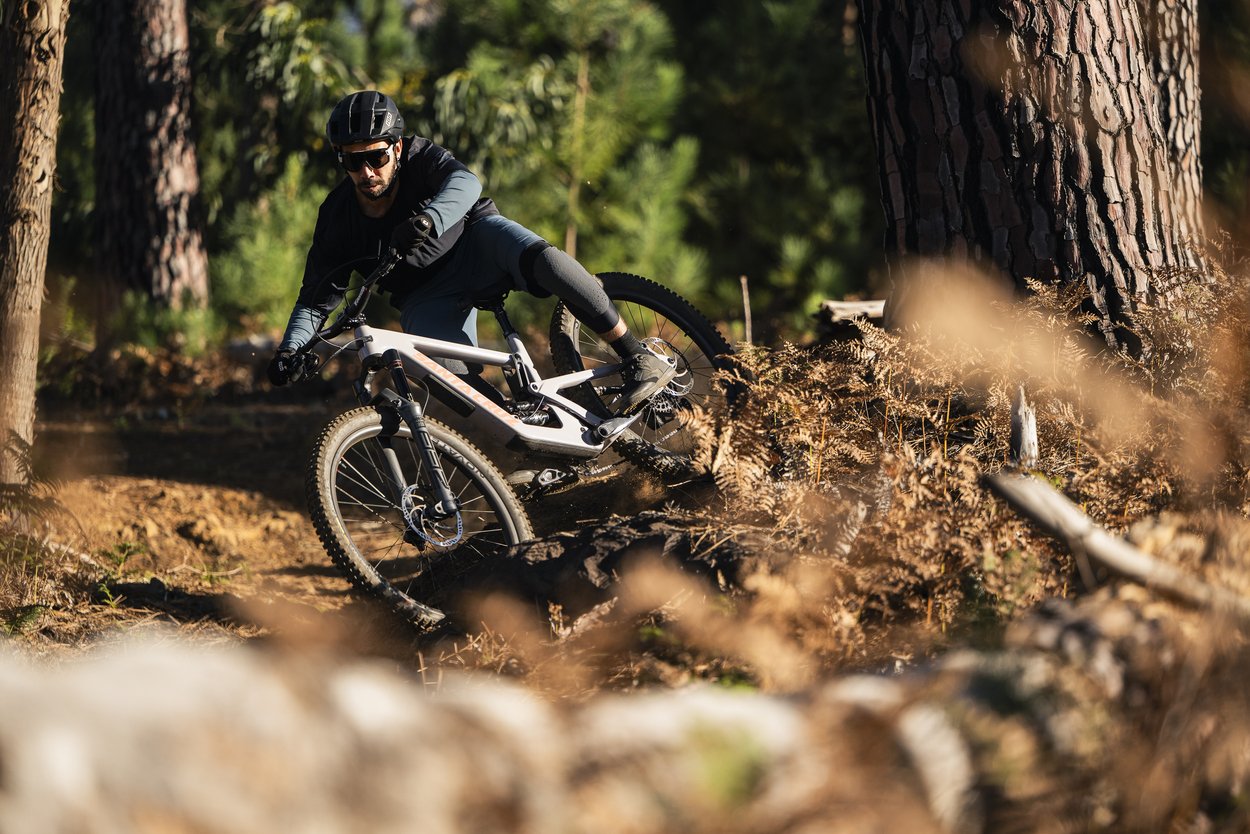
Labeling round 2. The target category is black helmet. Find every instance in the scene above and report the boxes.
[325,91,404,148]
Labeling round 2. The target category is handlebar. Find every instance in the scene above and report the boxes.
[311,249,403,345]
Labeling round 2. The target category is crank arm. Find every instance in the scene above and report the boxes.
[593,412,645,443]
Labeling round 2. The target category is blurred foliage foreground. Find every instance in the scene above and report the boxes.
[7,246,1250,828]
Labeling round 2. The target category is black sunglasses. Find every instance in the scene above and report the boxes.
[337,145,394,172]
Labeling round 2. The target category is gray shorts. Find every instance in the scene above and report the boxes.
[398,215,544,372]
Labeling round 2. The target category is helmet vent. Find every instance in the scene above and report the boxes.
[326,91,405,148]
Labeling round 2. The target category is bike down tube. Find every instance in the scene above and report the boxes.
[358,326,636,458]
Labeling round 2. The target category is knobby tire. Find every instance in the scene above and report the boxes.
[307,406,533,625]
[548,272,734,480]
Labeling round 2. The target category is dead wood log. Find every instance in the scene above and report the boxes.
[817,299,887,321]
[814,299,886,341]
[985,472,1250,620]
[1009,385,1038,468]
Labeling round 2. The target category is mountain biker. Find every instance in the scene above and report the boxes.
[266,90,676,415]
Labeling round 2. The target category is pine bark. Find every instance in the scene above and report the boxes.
[1143,0,1202,243]
[0,0,70,484]
[857,0,1199,352]
[93,0,208,312]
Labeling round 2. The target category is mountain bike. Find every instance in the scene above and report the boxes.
[292,251,733,625]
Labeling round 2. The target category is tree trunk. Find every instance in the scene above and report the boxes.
[857,0,1199,352]
[0,0,70,484]
[93,0,208,318]
[1143,0,1202,244]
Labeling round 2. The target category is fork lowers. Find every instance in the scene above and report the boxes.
[381,349,460,516]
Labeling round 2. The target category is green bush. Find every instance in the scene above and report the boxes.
[106,291,218,356]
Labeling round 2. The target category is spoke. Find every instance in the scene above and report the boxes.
[361,537,407,573]
[626,303,647,337]
[337,498,400,515]
[336,489,399,521]
[337,456,394,506]
[339,512,403,529]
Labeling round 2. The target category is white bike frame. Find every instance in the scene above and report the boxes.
[349,320,646,460]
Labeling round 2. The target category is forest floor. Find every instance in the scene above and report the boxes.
[13,354,722,671]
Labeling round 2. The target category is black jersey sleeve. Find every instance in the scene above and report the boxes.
[412,140,470,194]
[295,191,363,315]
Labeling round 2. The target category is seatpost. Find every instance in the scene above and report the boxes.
[482,297,517,338]
[382,349,460,517]
[481,296,530,401]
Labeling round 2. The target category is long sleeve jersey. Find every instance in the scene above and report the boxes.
[279,136,498,349]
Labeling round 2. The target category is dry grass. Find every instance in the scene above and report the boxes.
[423,243,1250,703]
[15,245,1250,701]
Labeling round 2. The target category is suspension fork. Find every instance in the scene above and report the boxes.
[374,349,461,518]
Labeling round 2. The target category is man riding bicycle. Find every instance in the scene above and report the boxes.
[267,90,676,415]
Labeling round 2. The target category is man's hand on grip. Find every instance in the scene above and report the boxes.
[267,348,315,386]
[391,212,434,256]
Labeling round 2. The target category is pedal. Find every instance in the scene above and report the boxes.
[596,415,641,440]
[507,467,580,498]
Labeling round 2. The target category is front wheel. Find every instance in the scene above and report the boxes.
[307,406,533,625]
[549,272,734,479]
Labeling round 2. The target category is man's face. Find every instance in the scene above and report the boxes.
[338,139,401,202]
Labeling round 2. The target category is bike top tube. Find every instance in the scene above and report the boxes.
[356,325,515,368]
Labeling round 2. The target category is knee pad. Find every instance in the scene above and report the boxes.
[529,247,619,333]
[518,241,555,297]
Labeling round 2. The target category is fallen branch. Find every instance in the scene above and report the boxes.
[813,299,886,342]
[985,472,1250,621]
[1008,386,1037,468]
[816,299,886,321]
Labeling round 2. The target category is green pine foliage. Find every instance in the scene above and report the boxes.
[43,0,1250,350]
[416,0,699,294]
[50,0,887,349]
[211,156,324,335]
[596,138,707,298]
[655,0,883,335]
[422,50,570,234]
[191,1,360,239]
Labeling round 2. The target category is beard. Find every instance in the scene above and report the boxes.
[356,167,400,201]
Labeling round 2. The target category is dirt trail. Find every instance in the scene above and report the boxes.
[30,384,685,648]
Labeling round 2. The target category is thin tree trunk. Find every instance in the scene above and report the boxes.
[857,0,1197,352]
[93,0,208,320]
[0,0,70,484]
[565,50,590,259]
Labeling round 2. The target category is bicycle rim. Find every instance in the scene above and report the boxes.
[308,407,532,623]
[551,272,733,466]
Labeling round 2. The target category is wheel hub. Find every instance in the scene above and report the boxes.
[640,337,694,428]
[400,485,464,547]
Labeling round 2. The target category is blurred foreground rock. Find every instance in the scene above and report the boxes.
[0,588,1246,833]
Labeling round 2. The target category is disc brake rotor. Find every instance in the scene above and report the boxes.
[641,337,694,397]
[400,484,464,548]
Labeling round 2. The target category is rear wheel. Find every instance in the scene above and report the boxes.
[549,272,734,478]
[307,406,533,625]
